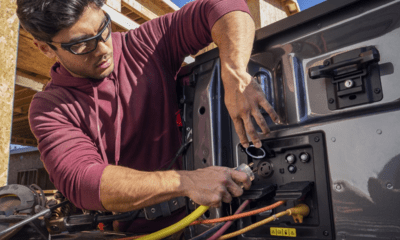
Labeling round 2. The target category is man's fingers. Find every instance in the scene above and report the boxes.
[252,109,270,135]
[221,192,233,203]
[243,115,261,148]
[259,98,280,124]
[231,170,251,190]
[232,118,249,148]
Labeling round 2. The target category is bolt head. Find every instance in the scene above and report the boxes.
[151,208,156,213]
[323,231,329,236]
[328,98,335,104]
[374,88,381,94]
[387,183,394,189]
[314,136,320,142]
[344,80,354,88]
[323,60,330,66]
[377,129,382,135]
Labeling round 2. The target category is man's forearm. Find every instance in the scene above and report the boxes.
[100,165,251,212]
[211,11,255,89]
[211,11,280,148]
[100,165,185,212]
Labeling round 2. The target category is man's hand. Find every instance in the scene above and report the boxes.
[222,69,279,148]
[212,11,280,149]
[180,166,251,208]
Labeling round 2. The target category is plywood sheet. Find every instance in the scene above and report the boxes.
[0,0,19,187]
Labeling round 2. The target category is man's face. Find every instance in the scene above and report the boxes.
[41,5,114,80]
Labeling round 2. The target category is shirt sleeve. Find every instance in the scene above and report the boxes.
[29,92,107,211]
[126,0,251,76]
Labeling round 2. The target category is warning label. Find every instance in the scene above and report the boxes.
[270,227,296,237]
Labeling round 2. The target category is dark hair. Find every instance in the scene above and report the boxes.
[17,0,106,43]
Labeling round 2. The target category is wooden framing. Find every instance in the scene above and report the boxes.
[107,0,122,12]
[122,0,158,22]
[102,4,140,30]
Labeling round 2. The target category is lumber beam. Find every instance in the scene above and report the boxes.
[17,29,56,79]
[106,0,122,12]
[102,4,140,30]
[122,0,158,21]
[16,74,45,92]
[10,137,37,147]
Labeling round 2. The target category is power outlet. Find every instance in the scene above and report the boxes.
[258,161,273,177]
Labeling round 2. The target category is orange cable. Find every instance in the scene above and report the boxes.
[189,201,285,226]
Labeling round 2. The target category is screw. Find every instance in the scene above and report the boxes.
[331,137,336,142]
[328,98,335,104]
[377,129,382,135]
[314,136,320,142]
[374,88,381,94]
[335,184,342,191]
[323,60,330,66]
[173,200,178,206]
[387,183,394,189]
[151,208,156,213]
[186,127,191,132]
[323,231,329,236]
[344,79,354,88]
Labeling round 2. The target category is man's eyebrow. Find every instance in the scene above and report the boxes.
[67,15,107,43]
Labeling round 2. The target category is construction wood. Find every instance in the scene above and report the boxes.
[0,0,19,187]
[17,29,56,79]
[106,0,122,12]
[102,4,140,30]
[122,0,158,21]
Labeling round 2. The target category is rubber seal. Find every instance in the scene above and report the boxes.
[245,145,266,159]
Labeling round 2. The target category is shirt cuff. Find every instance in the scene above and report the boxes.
[79,164,108,211]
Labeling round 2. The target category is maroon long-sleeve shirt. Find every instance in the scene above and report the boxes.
[29,0,250,233]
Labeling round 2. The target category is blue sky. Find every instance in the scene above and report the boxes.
[171,0,326,11]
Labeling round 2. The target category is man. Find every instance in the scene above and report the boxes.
[17,0,279,233]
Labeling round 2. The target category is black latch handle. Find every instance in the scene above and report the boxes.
[309,47,380,81]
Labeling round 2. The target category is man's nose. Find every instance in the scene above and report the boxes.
[94,40,110,57]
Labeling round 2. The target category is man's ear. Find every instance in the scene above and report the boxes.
[34,39,57,59]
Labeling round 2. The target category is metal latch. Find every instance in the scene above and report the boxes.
[309,46,383,110]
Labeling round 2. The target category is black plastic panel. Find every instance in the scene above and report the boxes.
[237,132,334,240]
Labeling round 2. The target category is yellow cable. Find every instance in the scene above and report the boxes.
[136,205,210,240]
[218,204,310,240]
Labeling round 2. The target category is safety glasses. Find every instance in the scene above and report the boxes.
[47,12,112,55]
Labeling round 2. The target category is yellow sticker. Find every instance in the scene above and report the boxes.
[270,227,297,237]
